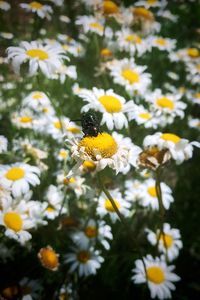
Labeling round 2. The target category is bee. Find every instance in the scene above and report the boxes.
[71,111,101,137]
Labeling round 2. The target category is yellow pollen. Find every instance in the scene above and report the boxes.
[98,95,122,113]
[159,233,173,248]
[147,186,157,197]
[147,266,165,284]
[85,226,98,238]
[29,1,43,9]
[26,49,49,60]
[42,107,49,113]
[59,150,68,159]
[67,127,81,134]
[155,38,167,46]
[63,177,76,185]
[54,120,62,129]
[103,1,119,14]
[126,34,142,44]
[104,199,120,212]
[100,48,113,57]
[156,97,174,110]
[83,160,96,171]
[79,132,118,160]
[161,133,181,143]
[89,22,104,32]
[19,116,33,123]
[139,112,152,120]
[4,212,23,232]
[187,48,199,58]
[46,206,55,212]
[32,92,43,100]
[39,247,59,270]
[77,250,90,263]
[6,167,25,181]
[133,7,154,21]
[121,69,140,84]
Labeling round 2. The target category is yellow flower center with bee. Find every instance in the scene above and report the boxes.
[159,233,173,248]
[103,1,119,14]
[89,22,104,32]
[161,133,181,143]
[26,49,49,60]
[147,186,157,197]
[98,95,122,113]
[139,112,152,120]
[79,133,118,160]
[30,1,43,9]
[126,34,142,44]
[155,38,167,46]
[4,212,23,232]
[104,199,120,212]
[156,97,174,110]
[19,116,33,123]
[38,247,59,271]
[6,167,25,181]
[122,69,140,84]
[77,251,90,263]
[187,48,199,58]
[85,226,98,238]
[147,266,165,284]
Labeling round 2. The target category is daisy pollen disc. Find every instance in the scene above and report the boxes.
[121,69,140,83]
[98,95,122,113]
[4,212,23,232]
[146,266,165,284]
[5,167,25,181]
[160,133,181,143]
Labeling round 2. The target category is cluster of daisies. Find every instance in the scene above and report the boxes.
[0,0,199,299]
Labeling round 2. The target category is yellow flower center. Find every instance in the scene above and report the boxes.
[59,150,68,159]
[121,69,140,84]
[83,160,96,171]
[6,167,25,181]
[39,247,59,270]
[160,133,181,143]
[133,7,154,21]
[29,1,43,9]
[77,250,90,263]
[46,206,55,212]
[104,199,120,212]
[32,92,43,100]
[156,97,174,110]
[98,95,122,113]
[139,112,152,120]
[89,22,104,32]
[147,186,157,197]
[155,38,167,46]
[159,233,173,248]
[4,212,23,232]
[26,49,49,60]
[103,1,119,14]
[78,132,118,160]
[67,127,81,134]
[19,116,33,123]
[146,266,165,284]
[195,92,200,99]
[42,107,49,113]
[84,226,98,238]
[126,34,142,44]
[54,120,62,129]
[100,48,113,57]
[187,48,199,58]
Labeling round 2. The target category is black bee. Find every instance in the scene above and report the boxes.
[71,111,101,137]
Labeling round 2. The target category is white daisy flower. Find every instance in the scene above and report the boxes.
[188,118,200,130]
[143,132,200,164]
[149,36,176,52]
[26,200,48,227]
[132,254,180,299]
[146,223,183,261]
[52,65,77,83]
[22,91,51,110]
[144,89,187,126]
[20,2,53,20]
[125,179,143,202]
[191,92,200,105]
[11,109,39,129]
[79,87,135,130]
[44,185,66,220]
[66,131,140,176]
[64,246,104,277]
[7,41,68,78]
[134,0,167,9]
[108,58,151,95]
[76,15,105,36]
[138,178,174,210]
[57,148,69,161]
[0,163,40,197]
[186,62,200,85]
[0,1,10,11]
[0,198,34,245]
[96,188,131,223]
[169,47,200,64]
[128,104,159,129]
[132,7,161,34]
[71,219,113,250]
[0,135,8,153]
[115,28,151,56]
